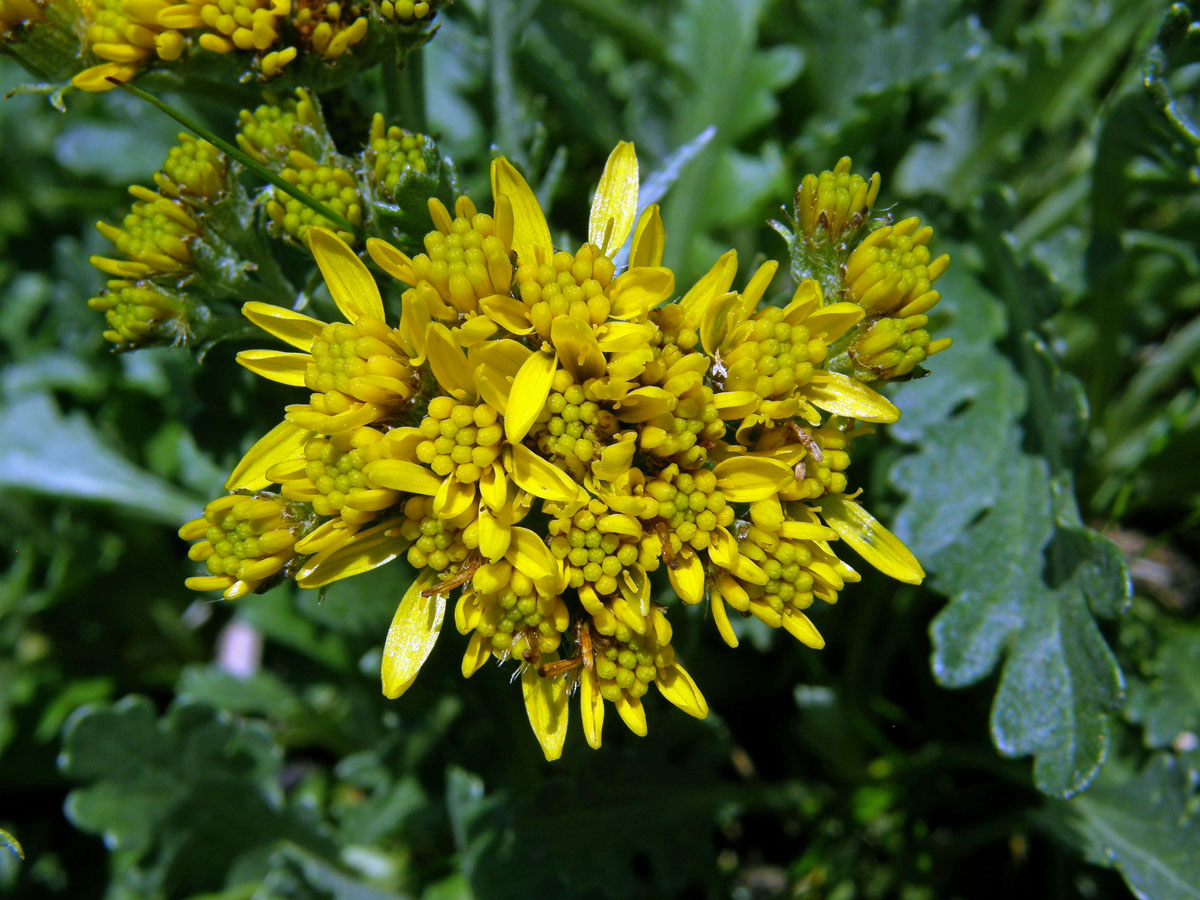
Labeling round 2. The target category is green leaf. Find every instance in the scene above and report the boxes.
[661,0,803,275]
[1124,614,1200,751]
[0,829,23,861]
[1049,755,1200,900]
[890,243,1129,798]
[0,393,202,524]
[60,696,334,895]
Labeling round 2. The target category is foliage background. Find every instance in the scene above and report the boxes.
[2,0,1199,897]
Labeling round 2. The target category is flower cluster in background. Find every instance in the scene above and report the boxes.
[0,0,439,93]
[178,144,951,758]
[85,89,445,348]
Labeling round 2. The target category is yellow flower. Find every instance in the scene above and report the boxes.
[366,194,515,356]
[0,0,43,34]
[179,493,310,600]
[795,156,880,241]
[180,144,949,761]
[89,184,200,279]
[71,0,185,91]
[487,143,673,431]
[153,132,226,202]
[87,278,186,347]
[577,605,707,749]
[234,227,419,435]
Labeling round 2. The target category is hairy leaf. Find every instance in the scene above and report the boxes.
[0,393,201,525]
[890,241,1129,797]
[1048,755,1200,900]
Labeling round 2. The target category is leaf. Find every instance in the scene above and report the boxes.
[1047,755,1200,900]
[889,243,1129,798]
[0,393,201,525]
[661,0,803,274]
[60,696,334,895]
[1124,614,1200,752]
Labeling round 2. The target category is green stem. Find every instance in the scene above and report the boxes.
[108,78,364,241]
[489,0,522,162]
[383,40,426,131]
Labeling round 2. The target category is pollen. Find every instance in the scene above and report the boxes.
[367,114,429,195]
[532,370,617,478]
[588,611,675,703]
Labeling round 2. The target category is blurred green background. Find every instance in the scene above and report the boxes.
[2,0,1199,897]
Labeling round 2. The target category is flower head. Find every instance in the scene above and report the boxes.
[182,147,947,760]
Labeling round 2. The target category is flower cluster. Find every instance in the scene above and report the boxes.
[0,0,441,91]
[87,94,442,348]
[181,145,951,759]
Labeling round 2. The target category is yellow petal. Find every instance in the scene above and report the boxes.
[462,631,491,677]
[668,552,706,605]
[479,294,533,335]
[656,663,709,719]
[425,323,476,401]
[297,518,409,588]
[709,526,767,584]
[615,693,647,736]
[491,157,551,266]
[806,373,899,423]
[580,668,605,749]
[381,573,445,698]
[806,302,864,341]
[591,438,637,482]
[479,462,509,511]
[630,204,664,269]
[614,386,674,422]
[433,477,475,519]
[508,443,582,504]
[607,267,675,319]
[597,514,640,537]
[241,302,325,351]
[364,459,442,495]
[505,526,559,589]
[700,291,739,357]
[227,420,313,491]
[478,507,511,560]
[522,663,570,760]
[366,238,416,286]
[551,316,606,382]
[589,141,639,254]
[713,391,760,419]
[455,316,497,347]
[713,456,792,502]
[711,591,738,648]
[679,249,737,328]
[308,227,383,324]
[781,610,825,649]
[737,260,778,321]
[505,349,556,442]
[236,349,309,387]
[819,494,925,584]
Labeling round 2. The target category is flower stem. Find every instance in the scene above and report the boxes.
[383,40,426,132]
[107,78,364,242]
